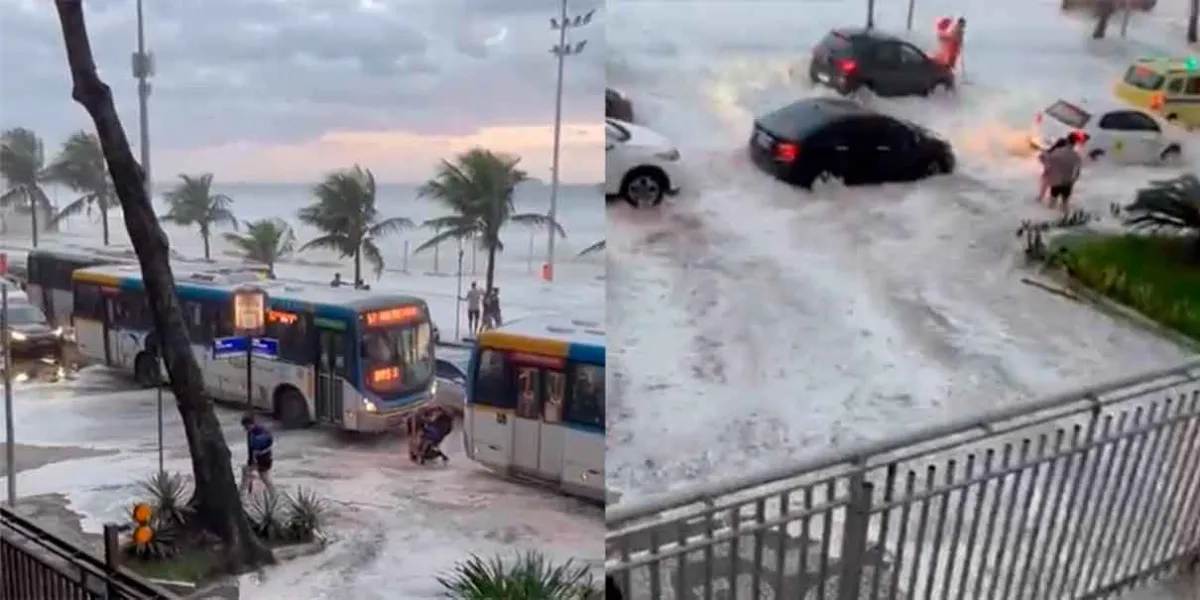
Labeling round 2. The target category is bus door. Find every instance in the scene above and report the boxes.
[313,326,345,424]
[100,289,115,366]
[513,363,567,479]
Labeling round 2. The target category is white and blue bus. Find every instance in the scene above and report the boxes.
[71,263,436,432]
[464,316,605,502]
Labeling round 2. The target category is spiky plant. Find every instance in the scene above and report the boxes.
[436,551,600,600]
[123,514,180,561]
[284,488,329,542]
[138,471,192,529]
[247,490,288,542]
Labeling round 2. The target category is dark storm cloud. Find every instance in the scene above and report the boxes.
[0,0,603,151]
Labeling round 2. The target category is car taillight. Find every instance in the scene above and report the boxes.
[1150,93,1164,110]
[775,142,799,162]
[839,59,857,73]
[1034,113,1043,125]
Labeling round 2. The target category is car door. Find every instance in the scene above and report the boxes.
[873,119,924,182]
[834,118,884,184]
[604,122,625,195]
[1119,110,1168,162]
[866,42,903,95]
[1096,111,1156,163]
[897,43,937,94]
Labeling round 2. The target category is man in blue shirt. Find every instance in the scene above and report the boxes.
[239,414,276,496]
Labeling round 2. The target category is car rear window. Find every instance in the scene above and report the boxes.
[1044,100,1091,128]
[815,32,852,58]
[756,99,858,140]
[1124,65,1165,91]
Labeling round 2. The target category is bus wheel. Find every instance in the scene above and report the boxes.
[274,387,311,429]
[133,352,159,388]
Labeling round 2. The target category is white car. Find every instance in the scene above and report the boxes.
[1030,99,1182,165]
[605,118,685,208]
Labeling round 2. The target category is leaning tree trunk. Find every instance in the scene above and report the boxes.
[30,196,39,248]
[1094,0,1114,38]
[201,228,212,261]
[52,0,272,573]
[1189,0,1199,43]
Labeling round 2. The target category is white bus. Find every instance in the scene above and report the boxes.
[71,263,437,432]
[463,316,605,502]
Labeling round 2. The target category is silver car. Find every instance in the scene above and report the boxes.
[434,357,467,414]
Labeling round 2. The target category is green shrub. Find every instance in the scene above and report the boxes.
[437,551,601,600]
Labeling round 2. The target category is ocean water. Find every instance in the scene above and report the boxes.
[30,180,604,276]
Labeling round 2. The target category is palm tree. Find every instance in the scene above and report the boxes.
[297,165,413,284]
[437,551,601,599]
[577,240,605,257]
[222,218,296,278]
[0,127,54,246]
[1123,173,1200,261]
[416,148,566,293]
[44,131,119,245]
[162,173,238,261]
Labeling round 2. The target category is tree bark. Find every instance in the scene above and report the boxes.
[51,0,272,573]
[485,243,497,294]
[202,229,211,261]
[100,200,110,245]
[354,245,362,286]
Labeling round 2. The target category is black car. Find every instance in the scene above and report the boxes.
[748,98,955,189]
[809,28,954,97]
[4,302,64,361]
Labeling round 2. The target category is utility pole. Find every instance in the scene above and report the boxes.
[132,0,163,475]
[545,1,594,282]
[3,285,15,506]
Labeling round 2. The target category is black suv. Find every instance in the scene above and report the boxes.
[809,28,954,97]
[4,302,64,361]
[748,98,955,189]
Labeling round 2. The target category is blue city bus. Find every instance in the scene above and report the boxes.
[463,316,605,502]
[71,263,436,432]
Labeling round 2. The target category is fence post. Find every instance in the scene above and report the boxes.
[103,523,120,598]
[837,474,873,600]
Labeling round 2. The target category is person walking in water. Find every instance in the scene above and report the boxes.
[1039,131,1084,213]
[240,414,276,496]
[462,282,483,336]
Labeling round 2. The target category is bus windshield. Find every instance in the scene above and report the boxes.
[360,307,434,397]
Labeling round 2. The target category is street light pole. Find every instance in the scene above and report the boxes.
[3,285,15,506]
[545,1,594,283]
[132,0,162,474]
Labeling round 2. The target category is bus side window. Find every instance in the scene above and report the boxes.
[473,349,514,409]
[1168,78,1184,94]
[1186,76,1200,95]
[73,284,104,320]
[205,300,234,340]
[180,300,206,342]
[564,364,605,429]
[268,311,309,363]
[544,370,565,424]
[114,291,149,330]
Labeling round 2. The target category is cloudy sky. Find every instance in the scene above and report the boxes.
[0,0,604,183]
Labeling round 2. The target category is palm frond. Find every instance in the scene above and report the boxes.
[298,233,352,256]
[368,216,414,238]
[510,213,568,238]
[360,238,386,277]
[577,240,605,257]
[414,225,477,254]
[48,194,98,228]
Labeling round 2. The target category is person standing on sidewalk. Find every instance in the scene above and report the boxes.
[462,282,484,336]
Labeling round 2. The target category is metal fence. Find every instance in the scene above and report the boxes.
[1,505,177,599]
[607,360,1200,600]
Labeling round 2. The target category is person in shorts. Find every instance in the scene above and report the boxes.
[1039,132,1084,213]
[240,415,276,496]
[462,282,483,335]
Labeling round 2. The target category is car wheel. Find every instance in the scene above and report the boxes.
[1087,148,1105,161]
[925,160,945,177]
[274,387,312,429]
[620,169,668,208]
[1161,144,1182,163]
[926,80,953,97]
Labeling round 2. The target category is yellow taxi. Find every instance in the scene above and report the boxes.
[1113,58,1200,130]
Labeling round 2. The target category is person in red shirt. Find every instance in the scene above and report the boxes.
[934,17,966,72]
